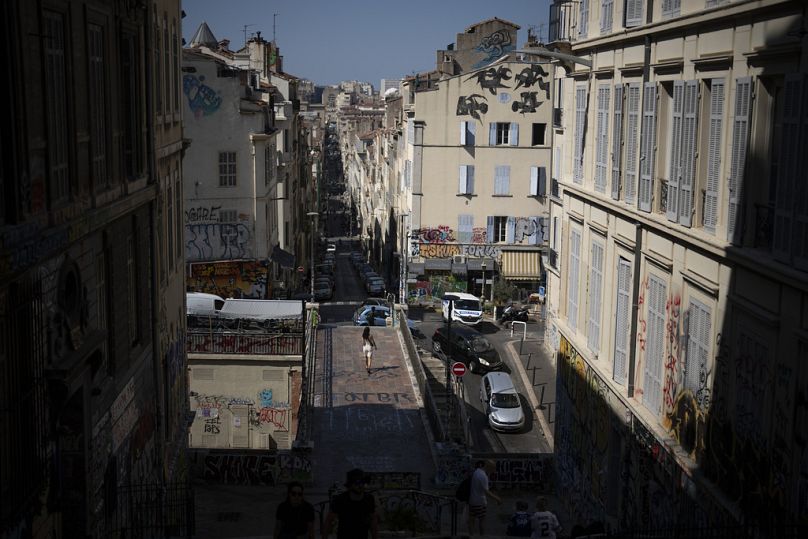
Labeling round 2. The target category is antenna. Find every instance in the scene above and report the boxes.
[273,13,278,42]
[242,24,254,46]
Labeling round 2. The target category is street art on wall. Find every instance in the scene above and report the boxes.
[472,30,515,69]
[412,226,456,244]
[456,94,489,121]
[514,216,548,243]
[185,223,252,261]
[417,243,502,259]
[512,91,541,114]
[407,276,467,305]
[457,61,551,120]
[513,64,551,97]
[183,74,222,118]
[188,260,268,299]
[191,450,312,485]
[466,66,512,95]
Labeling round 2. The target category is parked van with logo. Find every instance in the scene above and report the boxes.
[442,292,483,325]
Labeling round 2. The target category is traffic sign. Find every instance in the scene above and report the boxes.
[451,362,467,377]
[298,266,305,273]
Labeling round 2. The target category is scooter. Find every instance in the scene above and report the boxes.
[499,304,530,324]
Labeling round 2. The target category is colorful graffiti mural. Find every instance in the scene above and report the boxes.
[472,30,515,69]
[188,260,268,299]
[183,74,222,118]
[185,223,252,261]
[407,275,467,305]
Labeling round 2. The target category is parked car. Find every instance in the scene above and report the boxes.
[430,325,502,374]
[362,297,389,308]
[479,372,525,432]
[353,305,392,326]
[360,270,379,283]
[326,243,337,252]
[316,263,334,276]
[313,283,333,301]
[366,280,385,297]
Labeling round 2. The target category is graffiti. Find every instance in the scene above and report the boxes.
[662,293,682,418]
[183,74,222,118]
[185,205,222,223]
[202,453,276,485]
[472,30,515,69]
[434,443,470,486]
[471,227,487,243]
[195,394,255,410]
[514,217,547,243]
[185,223,252,261]
[467,66,512,95]
[412,226,455,244]
[734,331,770,452]
[275,452,313,482]
[203,418,221,434]
[366,471,421,490]
[257,407,288,429]
[489,455,552,487]
[324,407,417,435]
[456,94,489,121]
[377,491,442,533]
[343,392,413,403]
[511,91,541,114]
[513,64,551,96]
[410,241,420,257]
[418,243,502,259]
[258,388,273,408]
[667,390,702,456]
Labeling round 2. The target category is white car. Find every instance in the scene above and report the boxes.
[326,243,337,252]
[479,372,525,432]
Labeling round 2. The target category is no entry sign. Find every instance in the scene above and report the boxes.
[451,362,467,377]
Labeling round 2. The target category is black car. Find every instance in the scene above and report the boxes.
[431,325,503,374]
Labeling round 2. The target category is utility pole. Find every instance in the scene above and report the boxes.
[242,24,254,47]
[273,13,278,42]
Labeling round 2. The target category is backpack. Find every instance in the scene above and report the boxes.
[455,475,471,502]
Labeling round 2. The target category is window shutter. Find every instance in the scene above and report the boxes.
[459,165,468,194]
[613,257,631,384]
[612,84,624,200]
[489,123,497,146]
[554,146,562,181]
[503,165,511,194]
[601,0,614,34]
[579,0,589,38]
[487,216,494,242]
[458,214,473,243]
[567,228,581,331]
[506,217,515,244]
[510,122,519,146]
[639,82,657,212]
[530,166,539,196]
[704,79,724,234]
[538,167,547,196]
[587,240,604,353]
[530,216,543,245]
[667,81,684,221]
[460,121,467,145]
[644,275,667,416]
[467,121,476,146]
[595,84,611,192]
[625,0,643,28]
[685,299,711,394]
[678,80,699,227]
[574,84,588,184]
[662,0,681,18]
[773,75,802,259]
[468,165,475,194]
[624,83,641,204]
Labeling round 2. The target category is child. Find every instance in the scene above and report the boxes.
[506,500,532,537]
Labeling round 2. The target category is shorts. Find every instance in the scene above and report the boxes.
[469,504,487,519]
[363,343,373,358]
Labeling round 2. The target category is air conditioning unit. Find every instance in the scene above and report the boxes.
[453,255,466,264]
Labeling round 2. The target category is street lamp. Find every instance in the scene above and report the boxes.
[307,211,319,298]
[481,261,487,309]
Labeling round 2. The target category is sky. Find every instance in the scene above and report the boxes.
[182,0,551,88]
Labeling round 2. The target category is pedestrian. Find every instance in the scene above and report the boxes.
[322,468,378,539]
[468,459,501,537]
[273,481,315,539]
[362,326,377,374]
[530,496,561,539]
[506,500,532,537]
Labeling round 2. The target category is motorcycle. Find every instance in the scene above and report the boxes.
[499,303,530,324]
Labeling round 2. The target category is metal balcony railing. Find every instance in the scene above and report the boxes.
[187,331,303,355]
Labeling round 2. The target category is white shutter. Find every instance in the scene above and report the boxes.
[506,217,515,243]
[601,0,614,34]
[625,0,643,28]
[489,123,497,146]
[587,240,604,353]
[574,84,588,184]
[684,299,711,394]
[459,165,468,194]
[502,165,510,194]
[595,84,611,192]
[704,79,724,234]
[460,121,467,145]
[458,214,473,243]
[667,81,684,221]
[662,0,681,18]
[510,122,519,146]
[567,228,581,331]
[579,0,589,38]
[487,216,495,241]
[530,166,539,196]
[639,82,657,212]
[612,84,623,200]
[624,83,641,204]
[678,80,699,227]
[613,257,631,385]
[773,75,803,259]
[643,275,667,416]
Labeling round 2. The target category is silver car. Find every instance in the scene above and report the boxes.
[479,372,524,432]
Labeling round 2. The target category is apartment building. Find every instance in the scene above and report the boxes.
[0,0,190,536]
[546,0,807,529]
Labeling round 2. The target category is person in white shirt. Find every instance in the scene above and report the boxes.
[530,496,561,539]
[467,459,501,537]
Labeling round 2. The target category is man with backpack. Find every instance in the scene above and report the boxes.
[457,459,501,537]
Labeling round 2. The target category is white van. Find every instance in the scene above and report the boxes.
[442,292,483,325]
[186,292,225,316]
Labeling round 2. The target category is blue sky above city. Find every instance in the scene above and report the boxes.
[183,0,551,88]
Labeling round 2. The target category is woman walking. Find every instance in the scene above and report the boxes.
[274,481,315,539]
[362,326,377,374]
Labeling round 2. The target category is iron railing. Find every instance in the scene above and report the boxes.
[186,332,303,355]
[109,482,195,538]
[754,203,773,249]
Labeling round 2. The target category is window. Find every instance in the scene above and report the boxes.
[734,324,770,444]
[587,239,604,353]
[611,84,624,200]
[154,17,161,113]
[594,84,611,192]
[459,165,475,194]
[643,274,667,416]
[163,14,170,116]
[684,298,712,397]
[574,84,588,184]
[44,11,70,204]
[667,80,699,226]
[728,77,751,245]
[460,121,476,146]
[494,165,511,195]
[773,75,804,263]
[567,227,581,331]
[489,122,518,146]
[88,24,108,190]
[120,32,142,180]
[662,0,681,19]
[531,123,547,146]
[265,145,275,185]
[624,83,641,204]
[613,258,631,384]
[625,0,643,28]
[579,0,589,38]
[601,0,614,34]
[488,216,508,243]
[458,215,473,243]
[219,209,238,223]
[219,152,237,186]
[404,160,412,188]
[704,79,725,234]
[172,20,179,113]
[639,82,657,212]
[167,184,174,271]
[128,234,138,345]
[175,177,182,259]
[530,166,547,196]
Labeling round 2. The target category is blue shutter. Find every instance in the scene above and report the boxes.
[678,80,699,227]
[468,165,475,194]
[487,216,494,242]
[510,122,519,146]
[612,84,623,200]
[624,83,641,203]
[773,75,802,259]
[503,165,510,194]
[704,79,724,234]
[530,216,542,245]
[489,123,497,146]
[506,217,515,243]
[613,257,631,384]
[625,0,643,27]
[468,121,476,146]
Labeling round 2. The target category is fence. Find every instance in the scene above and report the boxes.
[186,331,303,355]
[108,482,194,538]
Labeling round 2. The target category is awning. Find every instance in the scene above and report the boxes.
[424,258,451,270]
[500,250,542,281]
[466,258,496,271]
[219,299,303,319]
[270,245,296,269]
[408,262,425,275]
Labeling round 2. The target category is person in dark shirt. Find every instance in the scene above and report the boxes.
[322,468,378,539]
[274,481,315,539]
